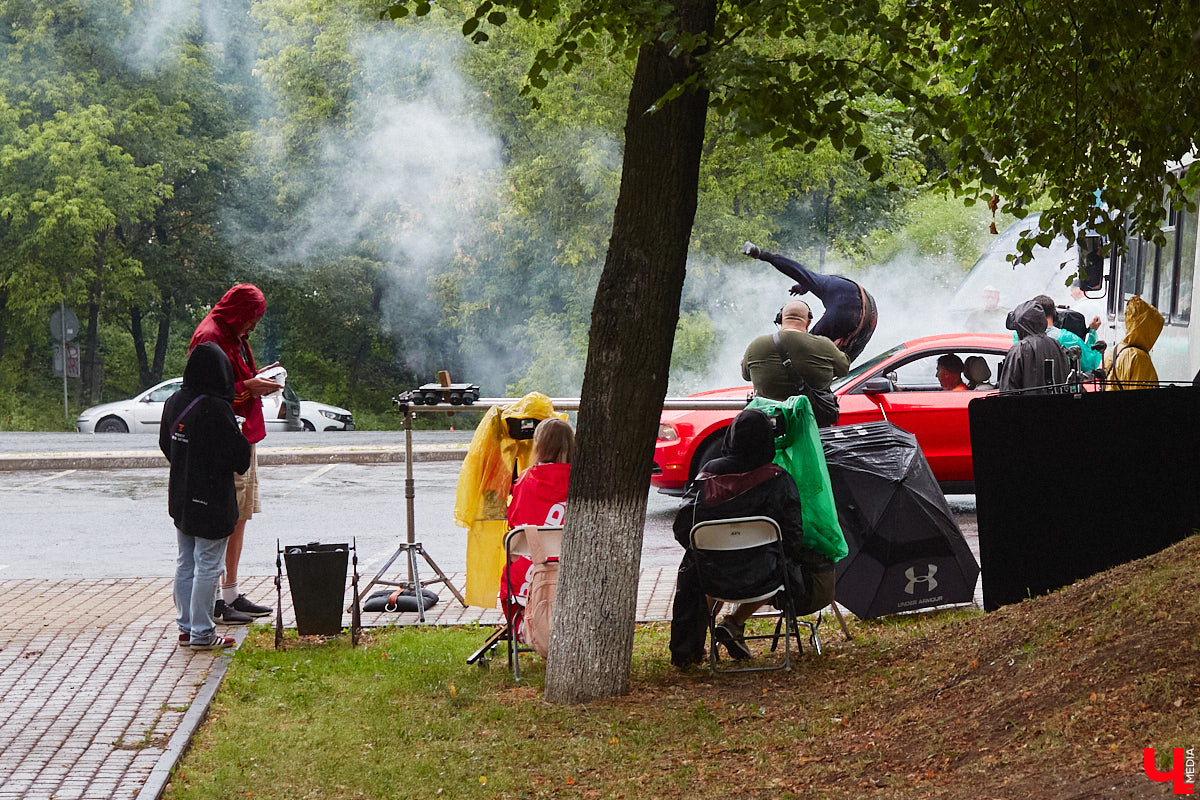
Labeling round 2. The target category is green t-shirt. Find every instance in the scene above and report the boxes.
[741,330,849,401]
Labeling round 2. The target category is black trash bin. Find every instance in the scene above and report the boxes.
[284,542,349,636]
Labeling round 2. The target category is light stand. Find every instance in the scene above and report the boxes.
[352,394,467,622]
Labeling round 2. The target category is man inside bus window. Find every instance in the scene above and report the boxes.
[965,285,1009,333]
[935,354,968,391]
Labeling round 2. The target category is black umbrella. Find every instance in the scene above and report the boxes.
[820,421,979,619]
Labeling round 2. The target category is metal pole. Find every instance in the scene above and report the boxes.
[403,400,416,586]
[60,299,69,424]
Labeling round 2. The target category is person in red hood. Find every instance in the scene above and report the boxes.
[499,417,573,642]
[189,283,282,624]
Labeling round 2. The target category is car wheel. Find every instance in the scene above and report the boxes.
[690,433,725,480]
[301,419,315,432]
[95,417,129,434]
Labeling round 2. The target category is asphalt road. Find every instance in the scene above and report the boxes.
[0,432,977,581]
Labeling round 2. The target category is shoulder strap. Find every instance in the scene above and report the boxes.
[771,331,806,395]
[170,394,207,433]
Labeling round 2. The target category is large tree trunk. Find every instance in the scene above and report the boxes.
[544,0,716,704]
[82,298,101,406]
[151,297,173,385]
[131,305,152,388]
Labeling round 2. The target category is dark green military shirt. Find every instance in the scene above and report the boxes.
[741,330,850,401]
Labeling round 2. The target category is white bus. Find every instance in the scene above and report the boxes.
[1097,166,1199,383]
[951,169,1199,384]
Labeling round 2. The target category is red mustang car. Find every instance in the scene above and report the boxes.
[653,333,1015,495]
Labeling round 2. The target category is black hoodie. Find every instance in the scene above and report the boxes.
[160,342,252,539]
[673,409,817,567]
[998,299,1069,394]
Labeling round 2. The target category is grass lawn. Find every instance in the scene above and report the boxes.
[166,536,1200,800]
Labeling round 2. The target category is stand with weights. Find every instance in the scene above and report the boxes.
[351,391,467,623]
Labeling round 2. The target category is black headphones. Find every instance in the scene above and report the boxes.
[775,306,813,325]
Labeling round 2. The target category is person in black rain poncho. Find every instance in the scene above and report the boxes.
[998,298,1069,394]
[669,409,835,666]
[160,342,252,649]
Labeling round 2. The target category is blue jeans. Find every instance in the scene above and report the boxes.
[175,529,229,645]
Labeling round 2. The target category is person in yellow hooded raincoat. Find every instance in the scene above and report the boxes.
[1104,295,1163,390]
[454,393,566,607]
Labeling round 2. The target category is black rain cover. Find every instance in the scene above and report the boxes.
[821,422,979,619]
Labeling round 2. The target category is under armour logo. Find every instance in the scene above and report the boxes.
[904,565,939,594]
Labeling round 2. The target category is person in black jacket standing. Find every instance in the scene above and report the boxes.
[160,342,252,649]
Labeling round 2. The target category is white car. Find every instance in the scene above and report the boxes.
[298,399,354,431]
[76,377,301,434]
[256,366,353,431]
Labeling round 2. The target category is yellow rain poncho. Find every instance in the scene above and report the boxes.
[454,393,566,607]
[1104,295,1164,390]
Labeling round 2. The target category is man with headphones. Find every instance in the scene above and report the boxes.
[743,241,878,363]
[741,300,849,425]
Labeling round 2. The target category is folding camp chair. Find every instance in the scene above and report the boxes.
[689,516,804,674]
[503,525,562,681]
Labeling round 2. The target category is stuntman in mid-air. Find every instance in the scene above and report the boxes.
[742,241,878,364]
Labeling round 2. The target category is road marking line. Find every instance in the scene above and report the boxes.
[277,463,338,497]
[3,469,77,490]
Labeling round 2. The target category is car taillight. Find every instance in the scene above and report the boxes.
[657,423,678,442]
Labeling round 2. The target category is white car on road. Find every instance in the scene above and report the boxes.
[75,377,329,434]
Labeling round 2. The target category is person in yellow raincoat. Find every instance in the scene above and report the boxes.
[1104,295,1163,390]
[454,393,566,607]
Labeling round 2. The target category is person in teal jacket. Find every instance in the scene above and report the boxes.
[1008,295,1104,373]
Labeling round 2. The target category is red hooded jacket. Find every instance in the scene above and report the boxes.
[507,462,571,527]
[189,284,268,444]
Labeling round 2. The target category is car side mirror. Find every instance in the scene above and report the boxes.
[862,376,894,395]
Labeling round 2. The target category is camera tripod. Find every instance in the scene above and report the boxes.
[352,395,466,622]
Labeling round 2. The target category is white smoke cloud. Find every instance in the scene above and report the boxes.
[671,248,969,395]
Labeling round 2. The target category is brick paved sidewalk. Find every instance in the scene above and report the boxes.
[0,569,675,800]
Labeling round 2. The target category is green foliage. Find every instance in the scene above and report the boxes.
[930,0,1200,258]
[864,190,1016,271]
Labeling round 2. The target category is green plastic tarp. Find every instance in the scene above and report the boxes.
[746,395,848,562]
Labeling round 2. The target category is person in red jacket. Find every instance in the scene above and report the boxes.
[499,418,573,641]
[189,283,282,624]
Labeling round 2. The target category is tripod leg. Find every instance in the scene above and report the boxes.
[417,546,468,607]
[408,546,425,623]
[351,546,405,611]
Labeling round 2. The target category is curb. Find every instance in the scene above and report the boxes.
[0,448,468,472]
[140,627,249,800]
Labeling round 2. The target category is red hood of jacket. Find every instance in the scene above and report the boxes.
[507,463,571,527]
[189,284,267,443]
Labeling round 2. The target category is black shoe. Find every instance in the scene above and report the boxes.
[714,620,753,660]
[214,599,252,625]
[741,240,761,258]
[230,593,272,617]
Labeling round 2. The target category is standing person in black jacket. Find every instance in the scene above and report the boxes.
[998,299,1069,394]
[160,342,252,650]
[669,409,835,666]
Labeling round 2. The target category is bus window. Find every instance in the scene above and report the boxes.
[1120,229,1143,314]
[1178,202,1196,323]
[1156,208,1177,316]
